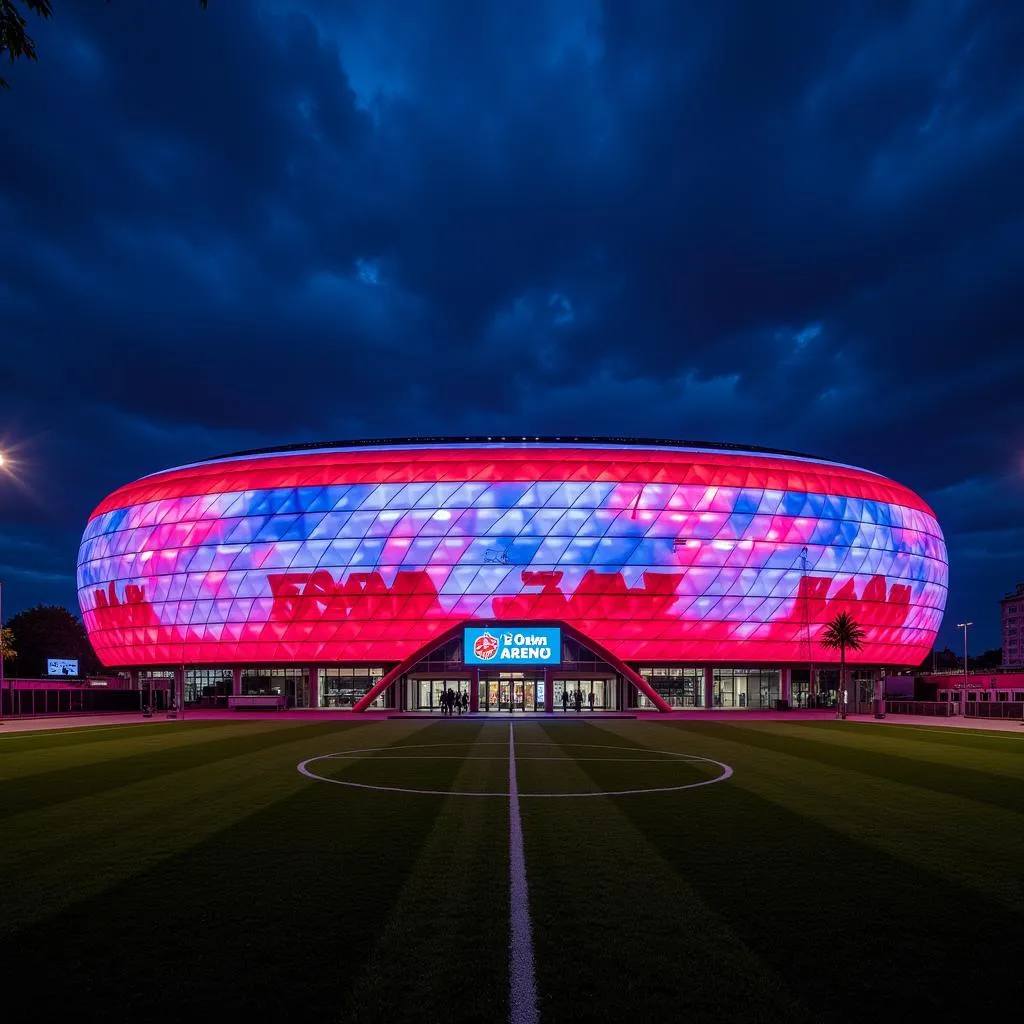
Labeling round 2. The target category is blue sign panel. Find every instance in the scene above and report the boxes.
[464,626,562,666]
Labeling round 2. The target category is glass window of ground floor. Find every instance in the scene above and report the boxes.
[637,667,704,708]
[791,668,878,708]
[411,677,473,711]
[713,668,779,708]
[320,667,388,709]
[552,677,616,711]
[635,668,782,709]
[140,666,390,708]
[851,670,877,705]
[790,669,811,708]
[185,668,232,704]
[791,668,838,708]
[137,662,902,712]
[137,670,175,710]
[243,667,310,707]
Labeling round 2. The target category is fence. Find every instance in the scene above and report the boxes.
[965,701,1024,720]
[883,700,955,716]
[1,688,143,717]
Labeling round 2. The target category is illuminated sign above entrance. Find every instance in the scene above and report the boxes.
[463,626,562,666]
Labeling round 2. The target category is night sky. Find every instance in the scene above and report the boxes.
[2,1,1022,654]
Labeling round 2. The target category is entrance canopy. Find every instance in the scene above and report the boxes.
[353,620,672,712]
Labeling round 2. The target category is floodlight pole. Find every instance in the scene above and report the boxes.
[956,622,972,716]
[0,451,11,721]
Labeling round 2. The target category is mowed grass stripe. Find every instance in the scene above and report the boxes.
[770,720,1024,777]
[0,721,367,819]
[679,721,1024,813]
[591,720,1022,1021]
[520,721,812,1023]
[343,722,510,1023]
[794,719,1024,753]
[0,721,269,783]
[4,717,1019,1021]
[597,720,1024,914]
[0,721,457,1021]
[823,720,1024,753]
[0,718,230,754]
[0,721,428,937]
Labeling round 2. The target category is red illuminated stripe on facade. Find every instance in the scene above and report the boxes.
[89,446,935,520]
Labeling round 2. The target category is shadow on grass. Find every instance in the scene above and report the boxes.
[793,720,1024,753]
[683,722,1024,813]
[0,722,370,820]
[0,719,230,753]
[568,723,1020,1022]
[518,721,810,1022]
[0,722,504,1023]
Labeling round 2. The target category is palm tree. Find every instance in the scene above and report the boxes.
[1,2,209,90]
[819,611,865,719]
[0,625,15,664]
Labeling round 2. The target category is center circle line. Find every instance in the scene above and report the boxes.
[319,755,708,762]
[297,743,733,798]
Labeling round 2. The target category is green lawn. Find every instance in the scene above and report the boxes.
[2,718,1021,1022]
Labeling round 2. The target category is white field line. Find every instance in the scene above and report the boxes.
[297,743,733,798]
[508,724,539,1024]
[321,755,708,761]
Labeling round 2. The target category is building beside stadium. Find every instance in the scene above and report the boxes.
[76,437,948,713]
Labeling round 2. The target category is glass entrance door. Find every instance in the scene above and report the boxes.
[500,679,536,711]
[480,673,543,711]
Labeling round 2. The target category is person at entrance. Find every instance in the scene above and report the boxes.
[588,689,594,712]
[561,688,569,713]
[461,690,469,715]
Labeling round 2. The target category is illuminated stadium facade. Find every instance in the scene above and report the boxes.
[77,438,948,712]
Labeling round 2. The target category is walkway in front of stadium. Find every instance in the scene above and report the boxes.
[1,709,1021,733]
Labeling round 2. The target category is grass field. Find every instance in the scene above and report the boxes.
[2,718,1021,1022]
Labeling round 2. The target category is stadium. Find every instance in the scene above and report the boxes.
[76,437,948,712]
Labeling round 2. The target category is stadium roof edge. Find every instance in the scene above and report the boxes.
[202,436,821,463]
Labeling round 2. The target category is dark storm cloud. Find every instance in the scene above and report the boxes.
[1,0,1023,650]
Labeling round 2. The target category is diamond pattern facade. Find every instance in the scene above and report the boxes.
[77,442,948,667]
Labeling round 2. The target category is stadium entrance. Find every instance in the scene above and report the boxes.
[478,670,545,712]
[379,620,673,713]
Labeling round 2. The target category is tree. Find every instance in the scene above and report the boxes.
[973,648,1002,670]
[1,1,207,89]
[0,624,15,664]
[819,611,866,720]
[4,604,101,677]
[1,0,51,88]
[917,645,1002,673]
